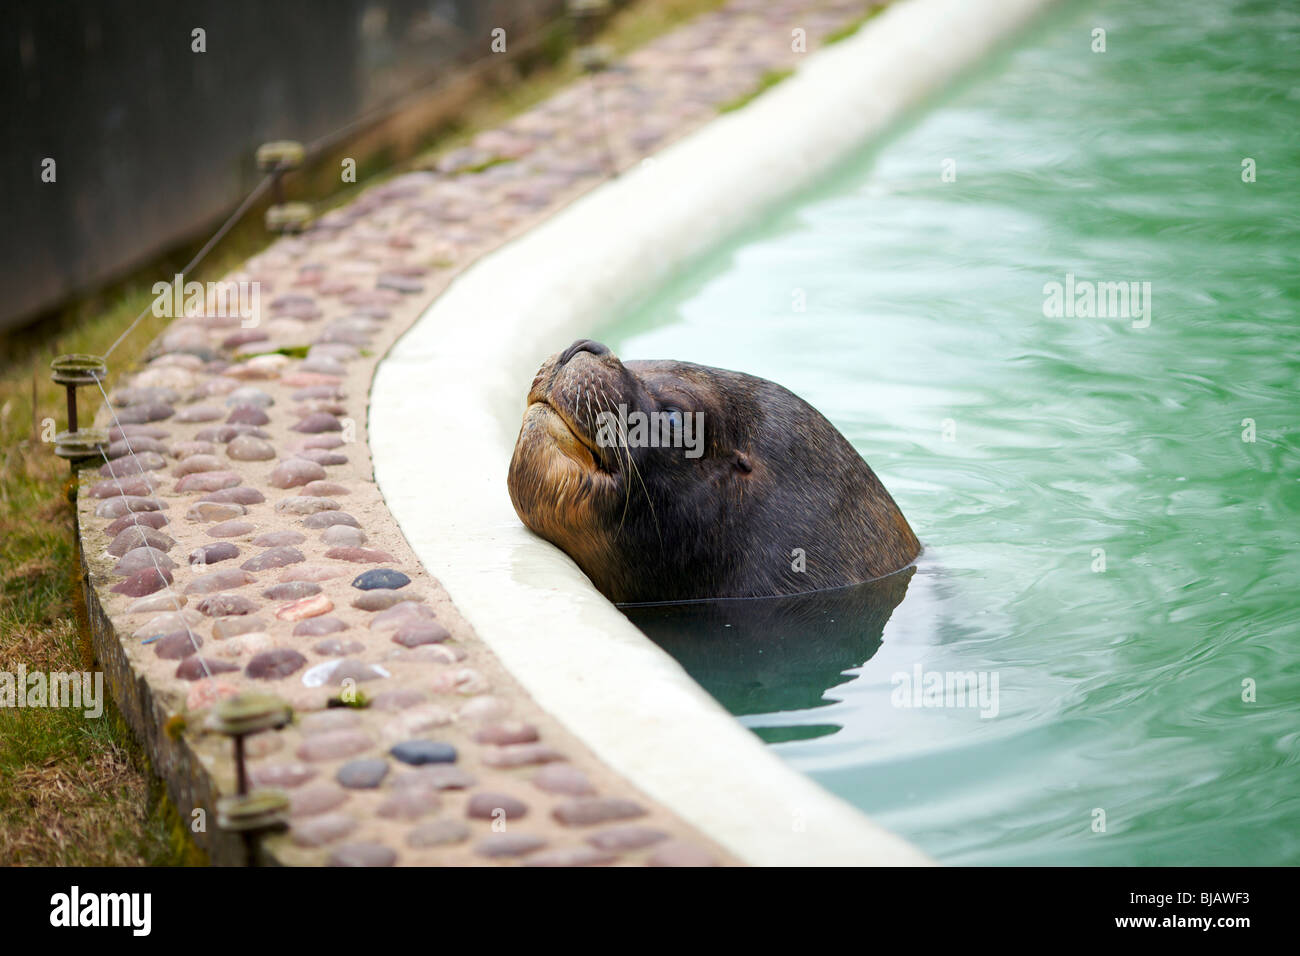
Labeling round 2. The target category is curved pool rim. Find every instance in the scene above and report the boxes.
[371,0,1053,865]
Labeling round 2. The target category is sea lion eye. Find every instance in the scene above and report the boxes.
[663,407,683,428]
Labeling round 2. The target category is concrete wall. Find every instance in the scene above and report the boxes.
[1,0,565,332]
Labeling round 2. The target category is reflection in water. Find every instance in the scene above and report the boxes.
[621,568,914,742]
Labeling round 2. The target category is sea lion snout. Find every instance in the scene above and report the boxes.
[558,338,612,366]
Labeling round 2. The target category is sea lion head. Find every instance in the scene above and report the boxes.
[507,339,920,603]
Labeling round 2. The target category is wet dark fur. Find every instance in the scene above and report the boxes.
[507,340,921,603]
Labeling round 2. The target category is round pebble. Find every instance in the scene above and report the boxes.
[227,435,276,460]
[246,648,308,679]
[293,616,347,637]
[351,569,410,591]
[321,525,367,546]
[241,546,306,571]
[390,740,457,766]
[262,581,321,601]
[467,792,527,821]
[189,542,240,566]
[336,758,389,789]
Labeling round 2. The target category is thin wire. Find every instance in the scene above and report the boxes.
[103,174,273,360]
[94,377,212,680]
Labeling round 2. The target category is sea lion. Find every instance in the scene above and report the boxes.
[507,339,920,603]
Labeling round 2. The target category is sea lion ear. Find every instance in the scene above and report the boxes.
[732,451,753,474]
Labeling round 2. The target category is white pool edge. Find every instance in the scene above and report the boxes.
[372,0,1052,866]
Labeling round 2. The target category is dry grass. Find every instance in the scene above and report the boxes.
[0,444,181,865]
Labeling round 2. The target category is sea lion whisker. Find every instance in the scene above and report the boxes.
[602,385,661,546]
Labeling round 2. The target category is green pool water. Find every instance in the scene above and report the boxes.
[601,0,1300,864]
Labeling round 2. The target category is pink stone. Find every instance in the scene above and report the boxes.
[126,592,185,615]
[172,454,225,477]
[176,470,242,492]
[483,744,566,768]
[298,448,348,466]
[202,486,265,505]
[276,593,333,621]
[290,785,349,818]
[322,525,366,547]
[532,764,596,797]
[207,519,255,538]
[249,762,317,788]
[186,501,246,522]
[171,440,217,459]
[226,404,271,426]
[292,412,343,433]
[223,330,269,349]
[111,567,173,596]
[185,568,255,594]
[241,546,305,571]
[246,648,308,680]
[105,512,169,535]
[553,797,647,827]
[227,434,276,460]
[88,474,160,498]
[105,436,168,459]
[96,495,165,519]
[293,616,347,636]
[391,622,449,647]
[98,452,166,477]
[474,722,540,746]
[370,601,435,631]
[107,526,175,557]
[269,458,327,488]
[175,656,240,680]
[296,730,373,762]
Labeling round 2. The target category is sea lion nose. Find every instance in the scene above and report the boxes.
[559,339,611,366]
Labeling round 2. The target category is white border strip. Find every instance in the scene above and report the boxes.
[372,0,1051,865]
